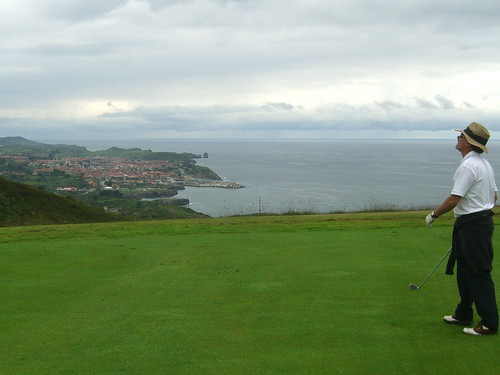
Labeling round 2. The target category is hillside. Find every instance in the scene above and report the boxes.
[0,136,201,161]
[0,136,90,157]
[0,176,127,226]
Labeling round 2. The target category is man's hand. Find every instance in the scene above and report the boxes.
[426,212,436,228]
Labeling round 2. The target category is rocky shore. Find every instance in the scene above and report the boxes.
[184,179,244,189]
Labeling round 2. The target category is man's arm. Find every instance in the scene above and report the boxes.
[425,194,462,227]
[432,194,462,218]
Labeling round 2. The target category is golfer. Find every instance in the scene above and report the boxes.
[426,122,498,336]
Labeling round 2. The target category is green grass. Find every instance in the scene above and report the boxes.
[1,211,499,374]
[0,176,127,226]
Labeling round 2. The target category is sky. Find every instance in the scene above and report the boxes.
[1,0,500,141]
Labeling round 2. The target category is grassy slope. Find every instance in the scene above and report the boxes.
[0,176,126,226]
[0,211,499,374]
[0,176,205,226]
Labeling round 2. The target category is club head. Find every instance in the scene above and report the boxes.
[409,283,420,291]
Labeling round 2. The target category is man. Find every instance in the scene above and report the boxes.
[426,122,498,336]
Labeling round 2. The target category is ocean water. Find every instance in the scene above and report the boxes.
[52,138,500,217]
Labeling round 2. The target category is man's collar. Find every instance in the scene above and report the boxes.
[462,150,478,160]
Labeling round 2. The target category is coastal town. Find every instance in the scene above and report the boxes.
[0,137,245,219]
[0,153,244,192]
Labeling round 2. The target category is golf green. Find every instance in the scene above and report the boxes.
[1,212,498,374]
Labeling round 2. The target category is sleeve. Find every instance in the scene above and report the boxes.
[451,165,475,197]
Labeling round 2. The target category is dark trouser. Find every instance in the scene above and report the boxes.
[455,261,499,331]
[452,211,498,331]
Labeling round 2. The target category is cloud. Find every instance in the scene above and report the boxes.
[261,102,296,112]
[435,95,455,109]
[1,0,500,140]
[414,95,455,110]
[106,101,124,112]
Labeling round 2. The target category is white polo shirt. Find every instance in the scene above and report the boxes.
[452,151,497,217]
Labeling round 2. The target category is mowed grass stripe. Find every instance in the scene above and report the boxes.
[0,212,498,374]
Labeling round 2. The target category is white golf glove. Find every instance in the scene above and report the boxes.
[426,211,436,228]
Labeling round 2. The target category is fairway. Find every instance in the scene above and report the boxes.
[1,212,499,374]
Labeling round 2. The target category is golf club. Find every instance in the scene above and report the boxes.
[409,247,452,291]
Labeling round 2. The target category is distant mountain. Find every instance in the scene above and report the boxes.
[0,136,201,161]
[0,176,128,227]
[0,136,91,158]
[0,136,43,147]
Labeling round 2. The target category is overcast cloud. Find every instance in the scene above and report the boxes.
[1,0,500,140]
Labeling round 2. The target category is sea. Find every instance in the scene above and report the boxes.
[45,139,500,217]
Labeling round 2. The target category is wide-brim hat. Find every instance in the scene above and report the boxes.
[455,122,490,153]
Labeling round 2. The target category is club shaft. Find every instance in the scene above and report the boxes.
[417,247,452,288]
